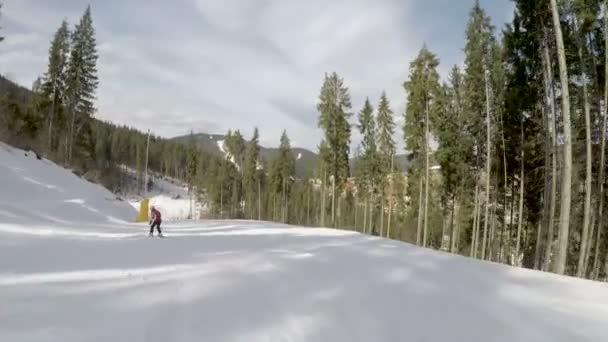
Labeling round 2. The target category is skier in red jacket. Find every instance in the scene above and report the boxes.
[149,206,163,237]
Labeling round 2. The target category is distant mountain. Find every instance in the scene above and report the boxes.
[171,133,318,178]
[173,132,412,179]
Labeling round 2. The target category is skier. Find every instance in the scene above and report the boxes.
[149,205,163,237]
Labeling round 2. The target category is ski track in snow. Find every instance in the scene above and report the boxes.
[2,144,608,341]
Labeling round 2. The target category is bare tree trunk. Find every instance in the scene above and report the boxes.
[490,189,498,261]
[475,187,483,258]
[471,181,480,258]
[423,99,430,248]
[364,197,368,234]
[536,103,550,270]
[594,1,608,280]
[585,208,596,277]
[331,176,336,227]
[450,194,458,253]
[67,105,78,166]
[307,184,311,226]
[535,212,544,268]
[285,183,289,224]
[499,106,509,263]
[272,194,277,222]
[380,202,385,237]
[354,199,359,231]
[417,174,424,246]
[542,31,559,273]
[48,90,56,151]
[572,16,593,278]
[387,155,394,238]
[516,116,525,264]
[369,194,374,234]
[258,178,261,221]
[510,177,516,242]
[321,170,326,227]
[551,0,573,275]
[482,68,492,261]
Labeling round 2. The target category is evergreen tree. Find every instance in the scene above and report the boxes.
[404,46,441,247]
[357,98,379,234]
[65,6,98,165]
[277,130,295,223]
[41,20,70,153]
[317,72,352,227]
[435,66,472,254]
[463,1,496,258]
[244,127,261,219]
[377,92,396,236]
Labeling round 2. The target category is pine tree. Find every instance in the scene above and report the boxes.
[317,72,352,227]
[435,66,471,253]
[244,127,261,219]
[377,92,396,237]
[357,98,379,234]
[186,136,199,219]
[404,46,441,247]
[65,5,98,165]
[277,130,295,223]
[463,1,496,258]
[41,20,70,153]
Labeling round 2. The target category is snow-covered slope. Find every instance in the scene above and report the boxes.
[1,144,608,341]
[0,144,136,225]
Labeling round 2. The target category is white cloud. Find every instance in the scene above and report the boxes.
[1,0,513,152]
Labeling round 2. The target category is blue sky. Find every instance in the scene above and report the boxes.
[0,0,514,150]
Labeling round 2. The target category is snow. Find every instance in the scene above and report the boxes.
[297,152,302,160]
[120,165,202,220]
[217,139,240,171]
[0,143,136,225]
[130,195,197,221]
[2,144,608,341]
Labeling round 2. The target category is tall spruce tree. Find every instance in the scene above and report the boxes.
[404,46,441,247]
[42,20,70,153]
[277,130,295,223]
[317,72,352,227]
[377,92,396,237]
[436,66,471,253]
[65,5,98,165]
[463,1,496,258]
[244,127,261,219]
[357,98,379,234]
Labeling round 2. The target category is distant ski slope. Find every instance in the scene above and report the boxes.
[1,144,608,341]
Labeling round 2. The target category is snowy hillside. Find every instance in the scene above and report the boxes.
[0,143,136,225]
[1,145,608,341]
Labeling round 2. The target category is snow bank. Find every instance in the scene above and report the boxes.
[0,144,136,224]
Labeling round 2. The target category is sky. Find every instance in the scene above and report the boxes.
[0,0,514,151]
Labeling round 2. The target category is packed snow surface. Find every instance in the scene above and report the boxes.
[2,144,608,341]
